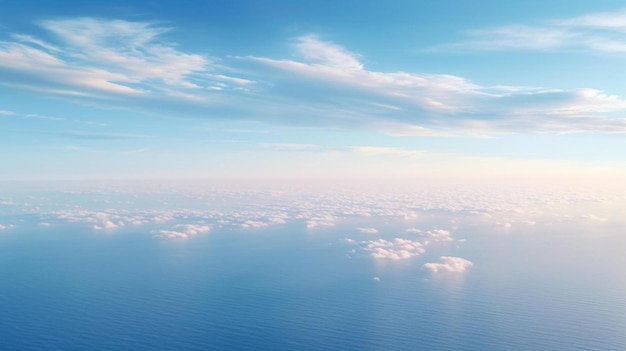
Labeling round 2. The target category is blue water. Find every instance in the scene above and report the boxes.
[1,219,625,350]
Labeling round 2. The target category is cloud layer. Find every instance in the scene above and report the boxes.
[2,17,626,135]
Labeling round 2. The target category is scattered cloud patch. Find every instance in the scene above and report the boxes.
[35,185,621,246]
[424,256,473,273]
[356,227,379,234]
[153,223,210,239]
[363,238,425,260]
[94,220,121,231]
[408,228,453,244]
[305,216,336,229]
[241,220,272,229]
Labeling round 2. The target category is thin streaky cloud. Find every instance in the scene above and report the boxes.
[294,34,364,70]
[258,142,322,151]
[246,35,626,134]
[1,18,626,135]
[428,7,626,53]
[59,130,150,140]
[25,114,65,121]
[11,33,61,52]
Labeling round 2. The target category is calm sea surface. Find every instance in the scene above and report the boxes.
[1,217,625,350]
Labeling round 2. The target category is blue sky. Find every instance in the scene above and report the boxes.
[2,0,626,180]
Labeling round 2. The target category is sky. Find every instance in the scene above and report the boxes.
[2,0,626,181]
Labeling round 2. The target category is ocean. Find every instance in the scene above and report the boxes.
[0,184,625,350]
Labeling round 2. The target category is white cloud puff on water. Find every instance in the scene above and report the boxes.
[363,238,425,260]
[0,224,15,230]
[408,228,453,244]
[424,256,473,273]
[153,224,210,239]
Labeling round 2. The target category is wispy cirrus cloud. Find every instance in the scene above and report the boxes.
[294,34,364,70]
[2,17,626,136]
[59,130,149,140]
[428,8,626,53]
[12,33,61,52]
[0,17,230,100]
[245,35,626,135]
[40,18,208,89]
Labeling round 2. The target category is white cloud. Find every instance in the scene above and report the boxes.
[424,256,473,273]
[36,181,623,244]
[247,35,626,135]
[241,220,271,229]
[40,18,208,88]
[363,238,425,260]
[356,227,379,234]
[0,18,211,99]
[153,223,210,239]
[424,229,452,245]
[94,220,120,231]
[154,230,189,239]
[2,18,626,135]
[411,229,453,244]
[430,8,626,53]
[248,43,479,117]
[295,35,363,70]
[12,33,61,52]
[174,224,210,235]
[305,215,336,229]
[0,41,143,95]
